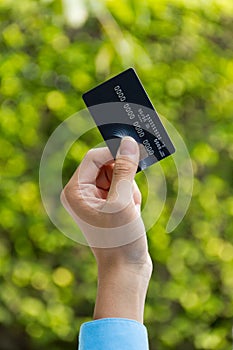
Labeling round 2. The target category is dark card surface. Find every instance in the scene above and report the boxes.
[82,68,175,171]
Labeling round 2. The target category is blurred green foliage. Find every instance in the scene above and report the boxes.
[0,0,233,349]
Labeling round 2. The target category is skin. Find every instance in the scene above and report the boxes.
[61,136,153,323]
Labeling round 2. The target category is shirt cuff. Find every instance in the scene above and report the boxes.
[78,318,149,350]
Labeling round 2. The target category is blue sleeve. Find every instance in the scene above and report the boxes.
[78,318,149,350]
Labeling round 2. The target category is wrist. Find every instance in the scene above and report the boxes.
[98,263,151,294]
[97,254,153,286]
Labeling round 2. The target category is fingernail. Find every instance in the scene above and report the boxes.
[119,136,138,155]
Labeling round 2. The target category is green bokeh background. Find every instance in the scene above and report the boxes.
[0,0,233,349]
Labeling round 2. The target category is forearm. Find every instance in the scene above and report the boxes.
[93,264,151,323]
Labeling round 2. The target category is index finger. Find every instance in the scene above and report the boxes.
[73,147,114,185]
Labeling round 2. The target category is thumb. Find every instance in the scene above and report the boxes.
[107,136,139,202]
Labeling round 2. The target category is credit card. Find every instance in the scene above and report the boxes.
[82,67,175,172]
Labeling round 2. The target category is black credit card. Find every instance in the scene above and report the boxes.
[82,67,175,172]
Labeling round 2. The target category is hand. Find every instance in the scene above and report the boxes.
[61,136,152,322]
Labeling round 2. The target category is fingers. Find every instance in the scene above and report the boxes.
[70,147,114,186]
[61,141,142,217]
[96,162,114,190]
[133,180,142,206]
[60,142,145,249]
[107,137,140,202]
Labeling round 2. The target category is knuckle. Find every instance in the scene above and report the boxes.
[137,190,142,202]
[114,158,135,177]
[60,189,67,206]
[60,190,64,204]
[85,148,96,159]
[61,184,72,203]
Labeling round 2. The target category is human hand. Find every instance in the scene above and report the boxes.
[61,136,152,322]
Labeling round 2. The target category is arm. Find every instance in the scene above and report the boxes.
[94,257,151,323]
[61,136,152,348]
